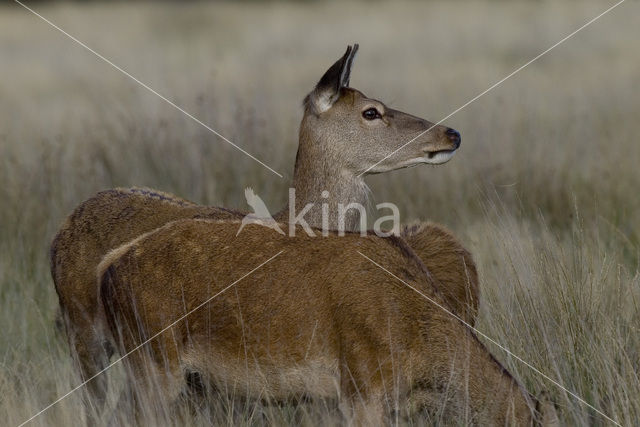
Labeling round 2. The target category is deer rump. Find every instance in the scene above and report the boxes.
[99,219,539,425]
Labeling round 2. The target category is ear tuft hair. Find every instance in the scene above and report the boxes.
[304,44,359,115]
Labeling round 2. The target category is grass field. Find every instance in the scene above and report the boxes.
[1,0,639,425]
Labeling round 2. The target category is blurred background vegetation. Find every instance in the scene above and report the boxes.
[1,0,638,425]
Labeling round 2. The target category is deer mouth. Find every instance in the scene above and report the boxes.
[427,149,453,159]
[424,149,456,165]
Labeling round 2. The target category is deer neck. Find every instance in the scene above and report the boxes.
[275,143,369,232]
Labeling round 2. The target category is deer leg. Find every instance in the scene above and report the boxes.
[109,333,184,425]
[339,352,398,427]
[350,396,385,427]
[61,306,110,417]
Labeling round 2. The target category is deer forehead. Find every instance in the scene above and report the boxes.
[330,88,386,114]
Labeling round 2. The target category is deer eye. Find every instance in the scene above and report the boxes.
[362,108,381,120]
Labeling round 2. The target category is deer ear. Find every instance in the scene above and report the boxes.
[306,44,359,114]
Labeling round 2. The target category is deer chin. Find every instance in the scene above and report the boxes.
[423,149,456,165]
[371,151,458,172]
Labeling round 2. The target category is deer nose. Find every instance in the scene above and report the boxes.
[446,128,461,148]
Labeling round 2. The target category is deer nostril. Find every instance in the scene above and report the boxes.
[446,128,461,148]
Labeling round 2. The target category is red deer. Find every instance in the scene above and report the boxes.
[50,45,476,408]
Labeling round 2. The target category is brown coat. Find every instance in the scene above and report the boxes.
[50,45,477,407]
[51,188,478,404]
[98,220,544,426]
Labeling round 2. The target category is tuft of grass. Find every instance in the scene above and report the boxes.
[1,0,638,425]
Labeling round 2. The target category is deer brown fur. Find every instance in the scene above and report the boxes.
[401,222,479,323]
[50,45,477,405]
[98,220,554,426]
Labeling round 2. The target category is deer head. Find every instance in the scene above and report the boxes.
[289,45,461,231]
[298,44,461,177]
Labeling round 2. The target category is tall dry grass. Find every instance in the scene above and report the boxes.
[1,0,638,425]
